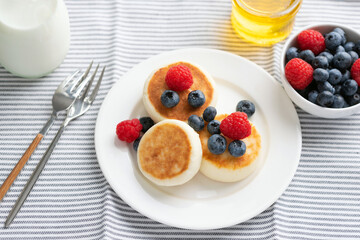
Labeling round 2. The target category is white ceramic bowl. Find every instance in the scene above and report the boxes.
[280,23,360,118]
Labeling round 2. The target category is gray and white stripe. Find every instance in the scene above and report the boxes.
[1,0,360,239]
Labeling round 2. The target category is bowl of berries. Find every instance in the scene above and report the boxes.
[280,23,360,118]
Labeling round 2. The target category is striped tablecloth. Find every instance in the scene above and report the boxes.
[1,0,360,239]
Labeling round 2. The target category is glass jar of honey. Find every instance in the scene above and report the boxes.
[231,0,302,46]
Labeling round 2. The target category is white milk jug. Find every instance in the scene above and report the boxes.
[0,0,70,78]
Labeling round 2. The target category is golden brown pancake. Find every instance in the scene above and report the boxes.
[143,61,217,122]
[199,114,262,182]
[137,119,202,186]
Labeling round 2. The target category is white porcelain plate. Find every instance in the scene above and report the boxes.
[95,48,301,230]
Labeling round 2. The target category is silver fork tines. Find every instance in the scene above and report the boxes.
[64,66,105,125]
[80,64,99,101]
[68,61,93,93]
[5,62,105,228]
[89,66,105,103]
[58,69,80,89]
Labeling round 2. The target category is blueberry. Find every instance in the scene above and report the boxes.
[340,35,347,45]
[339,36,347,46]
[207,120,221,135]
[317,81,335,94]
[342,79,358,96]
[348,51,359,64]
[331,94,345,108]
[332,28,346,45]
[207,134,227,155]
[334,84,342,94]
[308,90,319,103]
[319,51,334,63]
[317,91,335,107]
[139,117,154,133]
[188,115,205,131]
[236,100,255,117]
[335,45,345,53]
[332,52,352,70]
[328,69,342,85]
[344,42,355,52]
[161,90,179,108]
[286,47,299,62]
[228,140,246,157]
[333,27,345,36]
[347,93,360,106]
[313,68,329,82]
[354,40,360,55]
[299,50,315,64]
[133,137,142,151]
[202,106,217,122]
[188,90,206,108]
[341,70,351,83]
[325,32,342,51]
[312,56,329,69]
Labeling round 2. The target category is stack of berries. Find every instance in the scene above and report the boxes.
[160,65,206,108]
[187,100,255,157]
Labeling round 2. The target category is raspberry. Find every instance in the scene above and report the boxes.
[165,65,193,91]
[220,112,251,140]
[116,119,142,143]
[297,30,325,55]
[285,58,314,90]
[351,59,360,85]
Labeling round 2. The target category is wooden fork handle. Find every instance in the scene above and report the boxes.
[0,133,43,201]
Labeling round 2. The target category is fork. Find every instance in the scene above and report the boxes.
[0,62,94,202]
[4,64,105,228]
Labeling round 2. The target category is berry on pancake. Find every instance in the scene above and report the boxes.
[220,112,251,140]
[165,65,193,91]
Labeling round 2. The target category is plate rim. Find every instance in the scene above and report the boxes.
[95,48,302,230]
